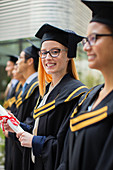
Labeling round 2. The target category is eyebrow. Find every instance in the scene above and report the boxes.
[41,47,61,50]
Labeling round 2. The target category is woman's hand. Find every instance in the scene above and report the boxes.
[3,130,9,138]
[3,112,20,133]
[16,131,34,148]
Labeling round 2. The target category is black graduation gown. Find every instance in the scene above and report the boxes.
[11,77,39,170]
[10,82,22,114]
[69,84,113,170]
[7,82,22,170]
[3,80,20,170]
[33,74,87,170]
[3,80,20,111]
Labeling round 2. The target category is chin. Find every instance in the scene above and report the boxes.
[88,65,94,69]
[45,69,55,74]
[88,63,100,71]
[45,70,52,74]
[88,63,96,69]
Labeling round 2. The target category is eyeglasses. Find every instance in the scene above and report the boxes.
[39,48,67,59]
[82,33,113,47]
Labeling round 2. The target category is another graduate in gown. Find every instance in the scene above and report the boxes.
[3,54,18,170]
[69,1,113,170]
[3,55,19,110]
[6,64,25,170]
[8,42,40,170]
[17,23,87,170]
[10,64,25,114]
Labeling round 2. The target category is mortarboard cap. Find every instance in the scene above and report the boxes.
[35,23,83,58]
[82,1,113,27]
[23,40,40,59]
[6,55,18,63]
[23,40,40,71]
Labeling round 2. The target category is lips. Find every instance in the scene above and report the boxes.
[87,54,96,61]
[46,63,56,67]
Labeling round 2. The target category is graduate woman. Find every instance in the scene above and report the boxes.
[69,1,113,170]
[8,23,87,170]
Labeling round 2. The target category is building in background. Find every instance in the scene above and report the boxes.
[0,0,91,41]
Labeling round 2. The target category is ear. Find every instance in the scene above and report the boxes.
[27,58,34,66]
[66,57,70,62]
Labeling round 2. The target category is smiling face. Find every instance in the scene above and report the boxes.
[83,22,113,73]
[40,40,69,78]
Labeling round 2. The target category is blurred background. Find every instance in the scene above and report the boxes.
[0,0,104,168]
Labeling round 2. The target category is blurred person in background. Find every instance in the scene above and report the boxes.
[4,63,25,170]
[7,42,40,170]
[3,55,18,170]
[4,55,18,99]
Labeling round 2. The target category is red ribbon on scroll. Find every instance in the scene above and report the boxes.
[0,115,19,132]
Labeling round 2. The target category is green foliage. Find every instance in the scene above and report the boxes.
[0,129,5,166]
[79,72,104,89]
[0,129,4,140]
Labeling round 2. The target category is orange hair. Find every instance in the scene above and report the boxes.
[38,57,52,97]
[38,58,78,97]
[71,58,79,80]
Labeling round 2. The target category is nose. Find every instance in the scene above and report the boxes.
[16,60,19,64]
[83,41,91,52]
[46,51,52,59]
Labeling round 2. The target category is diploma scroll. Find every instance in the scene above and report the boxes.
[0,105,24,133]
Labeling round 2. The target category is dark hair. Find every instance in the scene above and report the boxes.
[24,53,38,71]
[67,60,72,76]
[105,25,113,34]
